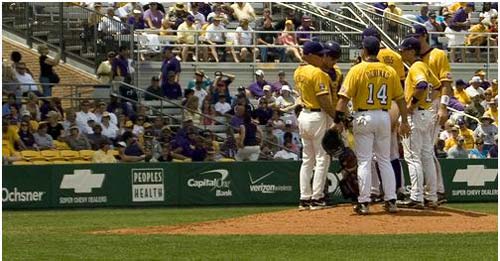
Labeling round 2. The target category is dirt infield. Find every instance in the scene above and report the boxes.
[94,205,497,235]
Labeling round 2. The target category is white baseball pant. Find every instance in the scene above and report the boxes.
[371,131,402,196]
[402,110,438,202]
[353,110,396,203]
[298,111,331,200]
[430,100,445,194]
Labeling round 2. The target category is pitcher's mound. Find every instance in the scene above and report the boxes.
[95,204,497,235]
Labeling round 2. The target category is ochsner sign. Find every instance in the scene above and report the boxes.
[3,187,45,202]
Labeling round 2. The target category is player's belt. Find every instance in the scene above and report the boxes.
[303,108,322,112]
[357,109,388,112]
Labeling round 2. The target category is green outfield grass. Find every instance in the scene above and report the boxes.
[3,203,497,260]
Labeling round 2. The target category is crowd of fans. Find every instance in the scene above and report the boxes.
[2,2,498,165]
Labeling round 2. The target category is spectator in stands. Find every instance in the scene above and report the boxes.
[466,19,491,62]
[151,116,165,138]
[18,120,35,150]
[255,8,272,29]
[456,118,475,150]
[447,135,469,158]
[144,2,164,29]
[46,111,64,140]
[20,92,41,122]
[274,139,299,160]
[464,95,485,130]
[156,144,173,162]
[182,89,200,123]
[383,3,403,40]
[132,115,146,137]
[40,97,63,121]
[230,104,245,130]
[232,86,252,110]
[373,2,388,14]
[201,99,216,125]
[113,46,132,83]
[257,17,282,63]
[231,2,256,22]
[100,111,119,141]
[99,7,124,36]
[145,76,163,100]
[187,70,212,91]
[454,79,471,106]
[177,15,197,62]
[276,10,301,31]
[162,71,182,100]
[191,137,208,162]
[96,51,115,85]
[170,128,196,160]
[160,46,181,83]
[143,129,162,162]
[128,9,145,30]
[76,100,97,135]
[33,122,54,150]
[297,15,315,45]
[259,85,276,106]
[253,99,273,125]
[481,89,494,109]
[119,131,146,162]
[87,124,111,150]
[11,51,32,76]
[474,114,498,156]
[416,4,430,23]
[448,2,474,62]
[3,118,25,153]
[234,18,254,63]
[247,70,273,98]
[280,20,303,63]
[272,71,291,94]
[205,16,227,63]
[212,71,235,104]
[91,141,117,163]
[484,98,498,125]
[207,4,228,25]
[13,62,40,96]
[2,93,19,117]
[466,76,485,98]
[468,137,485,158]
[166,3,189,30]
[424,13,444,48]
[190,3,206,25]
[219,128,237,159]
[62,109,77,135]
[214,94,232,116]
[9,106,21,124]
[475,69,491,90]
[275,85,297,123]
[160,17,175,36]
[95,101,117,125]
[488,79,498,97]
[235,109,262,161]
[158,125,173,145]
[444,126,460,151]
[488,135,498,158]
[38,44,61,97]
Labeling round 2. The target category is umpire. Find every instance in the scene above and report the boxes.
[294,41,338,211]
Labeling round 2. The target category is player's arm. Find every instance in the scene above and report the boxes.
[407,66,429,113]
[391,75,411,137]
[331,69,356,131]
[314,72,336,119]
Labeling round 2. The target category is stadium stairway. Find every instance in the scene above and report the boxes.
[2,37,99,108]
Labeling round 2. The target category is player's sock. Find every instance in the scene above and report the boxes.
[391,159,402,189]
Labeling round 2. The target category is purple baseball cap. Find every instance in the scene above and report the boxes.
[362,27,381,40]
[303,41,328,56]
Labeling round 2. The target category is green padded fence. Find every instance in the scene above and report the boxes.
[2,159,497,209]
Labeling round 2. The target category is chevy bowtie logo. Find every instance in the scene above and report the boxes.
[60,169,105,193]
[452,165,497,186]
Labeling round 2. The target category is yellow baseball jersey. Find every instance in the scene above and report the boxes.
[459,128,475,150]
[293,64,332,109]
[329,64,343,108]
[453,88,471,105]
[378,47,405,81]
[405,61,441,110]
[421,48,452,83]
[339,61,403,111]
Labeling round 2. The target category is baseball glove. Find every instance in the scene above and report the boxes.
[337,148,359,201]
[321,128,345,158]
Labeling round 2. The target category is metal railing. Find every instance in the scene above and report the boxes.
[110,81,299,157]
[2,2,134,70]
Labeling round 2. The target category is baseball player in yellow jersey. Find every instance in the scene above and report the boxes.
[361,28,407,198]
[398,37,442,209]
[332,36,411,215]
[411,24,453,204]
[294,41,337,211]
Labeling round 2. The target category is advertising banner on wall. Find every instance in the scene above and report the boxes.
[2,159,497,209]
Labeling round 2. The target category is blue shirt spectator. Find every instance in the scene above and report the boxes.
[112,46,130,81]
[160,47,181,84]
[296,16,315,45]
[161,72,182,99]
[128,11,145,30]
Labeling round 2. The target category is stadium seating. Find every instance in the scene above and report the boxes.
[60,150,82,160]
[20,150,44,161]
[12,161,33,165]
[31,160,51,165]
[40,150,64,161]
[79,150,95,160]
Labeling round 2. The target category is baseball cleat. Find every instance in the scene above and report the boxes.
[384,199,398,213]
[355,202,369,215]
[437,192,447,205]
[425,200,439,209]
[397,199,425,209]
[310,198,329,210]
[298,200,311,211]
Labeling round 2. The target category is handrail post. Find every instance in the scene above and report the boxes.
[486,34,490,78]
[195,29,199,67]
[59,3,66,62]
[26,3,33,48]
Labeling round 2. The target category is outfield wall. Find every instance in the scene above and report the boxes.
[2,159,497,209]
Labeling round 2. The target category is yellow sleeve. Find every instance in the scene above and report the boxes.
[437,51,452,82]
[314,70,332,96]
[393,54,406,81]
[413,62,428,85]
[428,69,442,90]
[392,70,404,100]
[338,66,357,99]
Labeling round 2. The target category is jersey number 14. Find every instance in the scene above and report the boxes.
[366,83,388,105]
